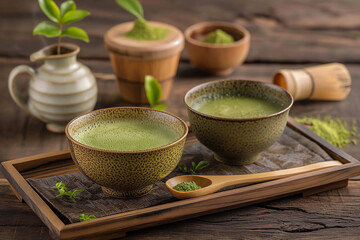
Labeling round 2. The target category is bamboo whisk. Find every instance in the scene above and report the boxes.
[272,63,351,101]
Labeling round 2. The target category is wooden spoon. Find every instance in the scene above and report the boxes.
[166,161,342,199]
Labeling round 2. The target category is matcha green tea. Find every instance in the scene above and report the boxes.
[125,18,170,41]
[203,29,235,44]
[73,119,180,151]
[173,181,202,192]
[193,96,283,118]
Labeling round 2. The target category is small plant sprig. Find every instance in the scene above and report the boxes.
[116,0,143,19]
[79,213,96,222]
[51,181,83,202]
[33,0,90,55]
[145,75,166,111]
[179,161,209,175]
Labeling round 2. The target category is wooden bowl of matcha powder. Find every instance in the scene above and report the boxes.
[185,21,250,76]
[104,1,184,104]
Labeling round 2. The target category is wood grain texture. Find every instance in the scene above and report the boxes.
[1,0,360,63]
[166,161,344,199]
[1,179,360,240]
[2,59,359,238]
[1,131,359,240]
[2,0,360,239]
[2,59,360,162]
[109,52,179,103]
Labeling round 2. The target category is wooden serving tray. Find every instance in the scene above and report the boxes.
[2,117,360,240]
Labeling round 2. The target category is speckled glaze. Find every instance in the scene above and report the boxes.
[184,79,293,165]
[65,107,188,198]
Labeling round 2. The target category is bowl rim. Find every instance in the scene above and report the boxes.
[184,21,250,48]
[184,79,294,122]
[65,107,189,154]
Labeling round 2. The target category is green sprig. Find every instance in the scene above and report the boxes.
[116,0,144,19]
[179,161,209,175]
[79,214,96,222]
[145,75,166,111]
[33,0,90,54]
[50,181,83,202]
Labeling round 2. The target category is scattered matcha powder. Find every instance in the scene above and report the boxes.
[295,116,359,148]
[125,18,170,41]
[203,29,235,44]
[173,181,202,192]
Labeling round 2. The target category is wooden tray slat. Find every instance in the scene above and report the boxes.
[1,160,65,238]
[2,117,360,240]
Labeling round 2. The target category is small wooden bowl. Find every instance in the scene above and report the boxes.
[104,21,184,104]
[185,21,250,76]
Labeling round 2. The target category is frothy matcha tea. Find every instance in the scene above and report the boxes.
[73,119,180,151]
[193,96,283,118]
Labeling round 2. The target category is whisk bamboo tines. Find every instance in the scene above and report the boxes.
[273,63,351,101]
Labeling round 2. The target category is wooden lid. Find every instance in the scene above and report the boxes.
[104,21,184,60]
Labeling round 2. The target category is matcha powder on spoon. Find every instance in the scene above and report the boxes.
[173,181,202,192]
[295,116,359,148]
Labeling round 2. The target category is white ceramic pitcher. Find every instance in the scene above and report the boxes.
[8,43,97,133]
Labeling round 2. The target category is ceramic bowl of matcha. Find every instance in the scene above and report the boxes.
[66,107,188,198]
[185,79,293,165]
[185,21,250,76]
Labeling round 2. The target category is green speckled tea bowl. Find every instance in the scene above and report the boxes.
[184,79,293,165]
[66,107,188,198]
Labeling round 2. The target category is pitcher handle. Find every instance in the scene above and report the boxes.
[8,65,44,121]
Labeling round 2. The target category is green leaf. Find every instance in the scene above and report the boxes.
[153,103,166,111]
[144,75,162,107]
[51,181,83,202]
[195,161,209,171]
[61,27,89,42]
[116,0,143,19]
[178,164,187,173]
[80,214,96,221]
[189,169,196,175]
[62,10,90,24]
[38,0,60,23]
[33,21,61,37]
[71,189,84,197]
[60,0,76,17]
[191,161,196,169]
[79,214,85,221]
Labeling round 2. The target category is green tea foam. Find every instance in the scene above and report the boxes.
[193,96,284,119]
[73,119,180,151]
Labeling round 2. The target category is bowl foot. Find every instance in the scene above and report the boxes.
[214,153,260,166]
[101,185,153,198]
[46,123,66,133]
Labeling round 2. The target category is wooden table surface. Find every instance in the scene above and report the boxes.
[1,0,360,239]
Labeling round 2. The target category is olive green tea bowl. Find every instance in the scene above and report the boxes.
[65,107,188,198]
[184,79,293,165]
